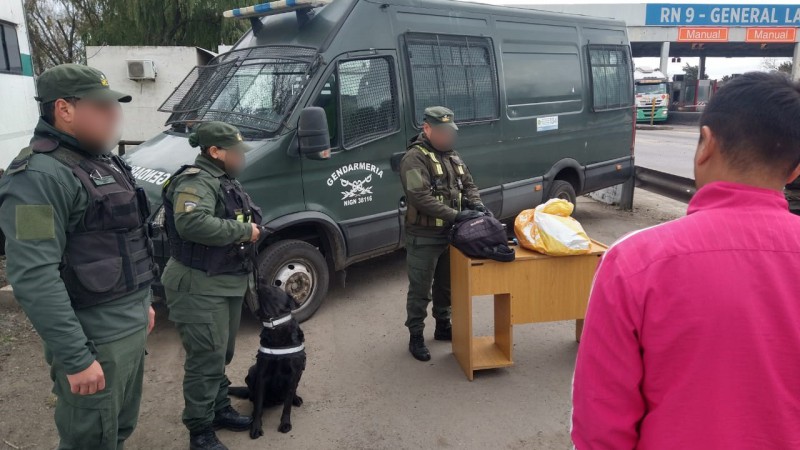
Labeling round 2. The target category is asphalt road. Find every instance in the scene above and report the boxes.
[0,191,688,450]
[634,125,699,178]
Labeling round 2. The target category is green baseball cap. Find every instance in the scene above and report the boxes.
[423,106,458,131]
[188,121,251,153]
[35,64,132,104]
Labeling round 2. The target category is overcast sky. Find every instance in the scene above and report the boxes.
[457,0,796,78]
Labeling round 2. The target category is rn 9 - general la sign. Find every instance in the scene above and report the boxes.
[646,4,800,27]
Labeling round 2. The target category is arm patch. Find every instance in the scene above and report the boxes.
[15,205,56,240]
[175,192,201,213]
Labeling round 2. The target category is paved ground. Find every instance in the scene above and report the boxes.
[634,125,699,178]
[0,190,686,450]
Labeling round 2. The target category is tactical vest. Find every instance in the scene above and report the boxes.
[30,136,156,309]
[406,144,469,228]
[162,165,262,276]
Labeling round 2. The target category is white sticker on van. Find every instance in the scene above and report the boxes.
[130,165,171,185]
[326,162,384,207]
[537,116,559,132]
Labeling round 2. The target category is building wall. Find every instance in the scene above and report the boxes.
[86,46,208,142]
[0,0,39,170]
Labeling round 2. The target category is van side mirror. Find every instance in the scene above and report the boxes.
[298,107,331,160]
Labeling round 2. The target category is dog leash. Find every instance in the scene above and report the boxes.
[262,313,293,329]
[258,343,305,355]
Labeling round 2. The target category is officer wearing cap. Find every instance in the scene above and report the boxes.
[161,121,264,450]
[399,106,488,361]
[0,64,156,448]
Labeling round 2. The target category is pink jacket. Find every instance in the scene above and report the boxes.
[572,181,800,449]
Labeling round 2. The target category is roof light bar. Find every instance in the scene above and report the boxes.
[223,0,331,19]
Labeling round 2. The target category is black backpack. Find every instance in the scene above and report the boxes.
[449,215,515,262]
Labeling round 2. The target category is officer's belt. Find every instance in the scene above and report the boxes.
[258,343,305,355]
[262,313,293,329]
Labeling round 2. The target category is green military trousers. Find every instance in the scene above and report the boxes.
[405,233,451,334]
[47,328,147,450]
[165,289,243,433]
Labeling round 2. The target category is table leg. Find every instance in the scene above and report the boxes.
[576,319,584,343]
[451,271,473,380]
[494,293,512,361]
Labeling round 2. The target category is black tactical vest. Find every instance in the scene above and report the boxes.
[31,136,156,309]
[162,165,262,276]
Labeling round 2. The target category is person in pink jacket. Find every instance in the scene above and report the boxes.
[572,72,800,450]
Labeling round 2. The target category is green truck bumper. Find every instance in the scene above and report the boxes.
[637,106,669,122]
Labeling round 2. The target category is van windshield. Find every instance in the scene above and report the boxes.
[160,46,318,136]
[635,83,667,95]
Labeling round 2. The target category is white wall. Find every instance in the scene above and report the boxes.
[0,0,39,170]
[86,46,208,142]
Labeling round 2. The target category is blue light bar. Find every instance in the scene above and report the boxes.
[223,0,331,19]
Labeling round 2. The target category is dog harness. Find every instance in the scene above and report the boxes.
[258,343,305,355]
[262,313,293,329]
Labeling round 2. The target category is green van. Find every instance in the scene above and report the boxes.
[126,0,635,321]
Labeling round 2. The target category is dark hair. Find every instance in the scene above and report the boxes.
[40,97,79,125]
[700,72,800,177]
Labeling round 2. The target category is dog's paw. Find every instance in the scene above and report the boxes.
[278,422,292,433]
[250,426,264,440]
[293,395,303,407]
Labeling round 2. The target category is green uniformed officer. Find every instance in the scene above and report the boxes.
[0,64,157,449]
[400,106,488,361]
[161,121,264,450]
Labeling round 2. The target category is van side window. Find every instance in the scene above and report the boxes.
[337,57,399,149]
[312,73,339,148]
[404,33,499,125]
[587,45,633,111]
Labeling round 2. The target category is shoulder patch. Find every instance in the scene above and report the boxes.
[184,167,201,175]
[30,137,60,153]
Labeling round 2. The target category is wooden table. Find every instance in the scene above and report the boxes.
[450,241,607,380]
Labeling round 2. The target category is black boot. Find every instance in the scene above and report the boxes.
[189,427,228,450]
[212,405,253,431]
[409,333,431,361]
[434,319,452,341]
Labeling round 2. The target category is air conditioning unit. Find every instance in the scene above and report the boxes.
[126,60,157,81]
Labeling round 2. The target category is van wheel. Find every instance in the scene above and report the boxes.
[548,180,578,206]
[256,239,330,322]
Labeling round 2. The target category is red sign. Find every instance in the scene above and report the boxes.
[677,27,729,42]
[745,27,797,43]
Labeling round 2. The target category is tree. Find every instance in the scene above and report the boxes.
[762,58,793,75]
[84,0,253,50]
[25,0,89,73]
[25,0,254,74]
[682,63,710,81]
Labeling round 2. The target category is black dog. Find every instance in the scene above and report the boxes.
[229,281,306,439]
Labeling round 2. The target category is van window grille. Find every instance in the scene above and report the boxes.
[588,45,633,111]
[159,46,318,135]
[337,57,399,149]
[404,33,499,125]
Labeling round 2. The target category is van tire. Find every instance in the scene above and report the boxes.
[548,180,577,206]
[255,239,330,322]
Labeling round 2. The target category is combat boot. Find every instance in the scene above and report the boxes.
[213,405,252,431]
[189,427,228,450]
[434,319,452,341]
[409,333,431,361]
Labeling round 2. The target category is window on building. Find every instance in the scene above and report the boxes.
[0,22,22,74]
[587,45,633,111]
[405,33,499,125]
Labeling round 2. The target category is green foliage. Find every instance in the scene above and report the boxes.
[25,0,258,73]
[85,0,254,49]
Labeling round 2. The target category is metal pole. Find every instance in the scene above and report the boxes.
[650,98,656,126]
[659,41,670,75]
[792,42,800,82]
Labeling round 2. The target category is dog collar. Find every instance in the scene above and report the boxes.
[262,313,293,329]
[258,343,305,355]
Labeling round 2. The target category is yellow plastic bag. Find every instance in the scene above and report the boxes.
[514,199,592,256]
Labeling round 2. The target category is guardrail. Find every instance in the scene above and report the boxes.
[634,166,696,204]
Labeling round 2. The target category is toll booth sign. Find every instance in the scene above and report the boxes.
[745,27,798,43]
[677,27,730,42]
[647,4,800,27]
